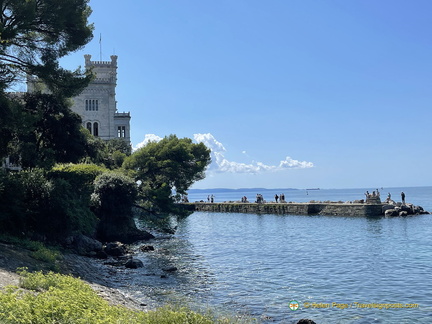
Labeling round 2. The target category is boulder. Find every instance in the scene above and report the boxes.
[95,250,108,259]
[297,320,316,324]
[140,245,155,252]
[382,204,396,213]
[125,258,144,269]
[69,235,103,256]
[400,205,412,214]
[385,209,398,217]
[399,211,408,217]
[104,242,127,257]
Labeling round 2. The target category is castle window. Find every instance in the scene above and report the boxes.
[85,99,98,111]
[86,122,92,133]
[117,126,126,138]
[93,122,99,136]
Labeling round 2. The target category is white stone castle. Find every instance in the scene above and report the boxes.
[2,55,131,170]
[71,54,131,142]
[27,54,131,142]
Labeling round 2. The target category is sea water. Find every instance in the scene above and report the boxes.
[117,187,432,324]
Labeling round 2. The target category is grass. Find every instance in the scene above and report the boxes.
[0,234,62,271]
[0,269,254,324]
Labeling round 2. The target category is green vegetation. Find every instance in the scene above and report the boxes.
[124,134,211,214]
[0,1,222,322]
[0,0,93,94]
[0,0,212,243]
[0,270,239,324]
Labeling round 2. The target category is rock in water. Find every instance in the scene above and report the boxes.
[104,242,127,256]
[125,258,144,269]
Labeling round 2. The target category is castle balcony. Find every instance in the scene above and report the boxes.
[115,112,130,117]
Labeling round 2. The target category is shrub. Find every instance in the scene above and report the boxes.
[0,270,231,324]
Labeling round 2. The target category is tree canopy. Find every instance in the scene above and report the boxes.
[0,0,94,95]
[0,0,94,165]
[123,135,211,213]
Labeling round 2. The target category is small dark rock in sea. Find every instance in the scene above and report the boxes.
[95,251,108,259]
[140,245,155,252]
[160,274,168,278]
[297,319,316,324]
[125,258,144,269]
[162,266,178,272]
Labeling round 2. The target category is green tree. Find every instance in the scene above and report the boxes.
[123,135,211,213]
[82,137,132,169]
[0,0,93,95]
[11,93,89,169]
[91,172,153,243]
[0,0,94,165]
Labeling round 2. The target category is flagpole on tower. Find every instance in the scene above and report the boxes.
[99,33,102,61]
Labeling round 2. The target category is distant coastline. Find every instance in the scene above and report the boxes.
[188,187,299,193]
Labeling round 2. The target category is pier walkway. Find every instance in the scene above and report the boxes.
[181,202,384,217]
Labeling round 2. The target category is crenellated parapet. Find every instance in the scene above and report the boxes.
[85,54,118,68]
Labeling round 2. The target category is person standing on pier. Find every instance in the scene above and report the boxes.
[401,192,405,205]
[274,194,279,203]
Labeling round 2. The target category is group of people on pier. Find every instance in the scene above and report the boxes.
[274,193,285,203]
[365,189,406,205]
[365,189,381,199]
[250,193,287,203]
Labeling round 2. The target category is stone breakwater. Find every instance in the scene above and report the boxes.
[182,201,429,217]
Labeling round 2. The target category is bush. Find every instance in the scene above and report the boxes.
[0,270,229,324]
[91,172,137,215]
[50,163,107,195]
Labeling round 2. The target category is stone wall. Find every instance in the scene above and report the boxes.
[183,202,384,217]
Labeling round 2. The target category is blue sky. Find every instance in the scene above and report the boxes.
[58,0,431,189]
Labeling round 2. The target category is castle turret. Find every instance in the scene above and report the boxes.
[70,55,131,142]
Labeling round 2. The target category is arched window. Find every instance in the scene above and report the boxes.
[93,122,99,137]
[86,122,92,133]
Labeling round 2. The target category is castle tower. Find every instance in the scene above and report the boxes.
[70,55,131,142]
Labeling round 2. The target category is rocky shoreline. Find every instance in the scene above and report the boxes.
[0,242,148,311]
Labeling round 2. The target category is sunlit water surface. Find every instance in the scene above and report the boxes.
[109,187,432,324]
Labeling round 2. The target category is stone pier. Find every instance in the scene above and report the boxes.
[181,202,384,217]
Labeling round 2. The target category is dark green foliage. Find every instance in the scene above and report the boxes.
[0,0,93,165]
[10,93,89,169]
[0,170,26,233]
[123,134,211,214]
[92,172,137,215]
[0,0,93,95]
[0,166,103,241]
[49,163,107,196]
[0,94,17,160]
[82,135,132,169]
[91,172,143,242]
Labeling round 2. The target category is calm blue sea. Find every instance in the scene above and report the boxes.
[117,187,432,323]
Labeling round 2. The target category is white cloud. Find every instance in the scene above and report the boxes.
[193,133,314,174]
[193,133,226,153]
[133,134,163,151]
[279,156,314,169]
[134,133,314,173]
